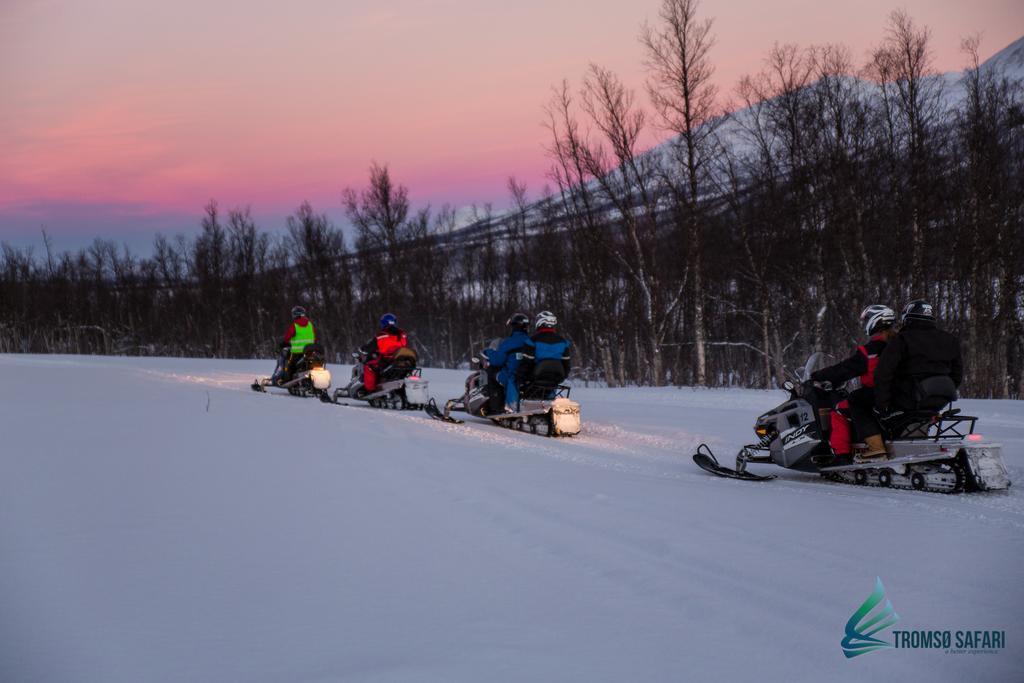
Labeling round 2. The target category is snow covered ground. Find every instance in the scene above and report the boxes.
[1,354,1021,683]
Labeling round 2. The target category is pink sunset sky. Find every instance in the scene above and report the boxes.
[1,0,1021,251]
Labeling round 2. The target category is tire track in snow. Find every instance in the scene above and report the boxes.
[137,363,1024,531]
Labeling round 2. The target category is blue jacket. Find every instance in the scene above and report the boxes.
[484,330,531,375]
[524,328,571,373]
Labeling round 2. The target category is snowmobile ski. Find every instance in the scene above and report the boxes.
[423,398,464,424]
[692,444,777,481]
[251,374,329,399]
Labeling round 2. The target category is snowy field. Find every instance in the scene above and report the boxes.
[1,354,1021,683]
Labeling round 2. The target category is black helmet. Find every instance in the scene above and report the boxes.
[291,306,307,319]
[859,305,896,336]
[901,299,935,324]
[506,312,529,333]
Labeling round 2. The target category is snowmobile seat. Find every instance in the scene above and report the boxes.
[303,343,326,365]
[517,360,567,401]
[392,346,418,368]
[287,343,326,377]
[914,375,958,411]
[379,347,418,381]
[529,359,566,389]
[882,375,959,438]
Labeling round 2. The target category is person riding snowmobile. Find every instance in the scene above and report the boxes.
[810,305,896,464]
[874,299,963,420]
[513,311,571,411]
[273,306,317,385]
[482,313,531,414]
[361,313,409,393]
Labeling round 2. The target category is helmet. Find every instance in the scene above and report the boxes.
[291,306,307,319]
[901,299,935,324]
[379,312,398,330]
[506,312,529,333]
[535,310,558,330]
[859,305,896,336]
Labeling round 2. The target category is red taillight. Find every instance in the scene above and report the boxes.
[967,434,983,442]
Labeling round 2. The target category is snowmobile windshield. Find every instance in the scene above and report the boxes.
[800,352,833,382]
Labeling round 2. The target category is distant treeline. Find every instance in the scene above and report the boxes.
[2,2,1022,397]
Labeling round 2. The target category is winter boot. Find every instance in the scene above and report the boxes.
[860,434,888,460]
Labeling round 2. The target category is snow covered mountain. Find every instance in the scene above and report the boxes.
[1,354,1021,682]
[981,35,1024,80]
[445,35,1024,244]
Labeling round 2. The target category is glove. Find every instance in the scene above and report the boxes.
[874,406,903,422]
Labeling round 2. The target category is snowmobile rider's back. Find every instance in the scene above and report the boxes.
[483,312,532,413]
[515,311,572,403]
[274,306,317,384]
[361,313,410,392]
[874,299,963,417]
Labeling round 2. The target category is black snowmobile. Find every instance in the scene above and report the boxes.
[426,343,581,437]
[693,360,1010,493]
[252,343,332,398]
[329,347,430,409]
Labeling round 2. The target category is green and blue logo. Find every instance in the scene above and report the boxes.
[842,577,900,658]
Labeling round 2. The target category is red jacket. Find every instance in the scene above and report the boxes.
[363,327,408,359]
[811,333,887,388]
[856,335,887,388]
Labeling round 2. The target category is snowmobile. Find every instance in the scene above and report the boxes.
[426,346,581,437]
[693,369,1010,493]
[329,347,430,409]
[251,343,332,398]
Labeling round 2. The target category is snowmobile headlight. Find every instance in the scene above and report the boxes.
[755,426,768,437]
[309,367,331,390]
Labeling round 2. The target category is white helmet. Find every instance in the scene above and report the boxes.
[859,304,896,336]
[535,310,558,330]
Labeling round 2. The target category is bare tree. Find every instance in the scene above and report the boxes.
[952,36,1024,396]
[343,163,412,310]
[576,64,683,384]
[641,0,722,384]
[343,162,411,255]
[866,10,944,290]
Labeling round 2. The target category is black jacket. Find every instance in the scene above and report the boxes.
[874,320,962,410]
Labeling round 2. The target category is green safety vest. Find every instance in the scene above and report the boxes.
[290,321,315,354]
